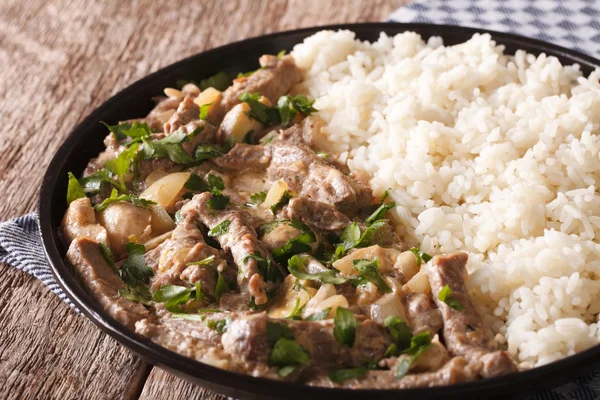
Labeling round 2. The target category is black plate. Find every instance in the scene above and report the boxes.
[39,23,600,399]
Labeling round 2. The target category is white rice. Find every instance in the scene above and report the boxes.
[291,30,600,368]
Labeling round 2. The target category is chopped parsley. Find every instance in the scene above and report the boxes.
[287,255,347,285]
[94,188,156,212]
[101,121,152,142]
[207,318,228,334]
[244,252,280,282]
[272,222,315,263]
[214,271,229,303]
[384,316,412,352]
[199,71,232,91]
[239,92,318,127]
[285,298,305,320]
[395,331,433,380]
[267,321,294,345]
[199,103,212,120]
[409,247,433,265]
[186,255,216,266]
[66,172,86,204]
[194,144,223,161]
[276,49,287,58]
[208,220,230,237]
[365,201,396,226]
[438,284,465,311]
[239,92,280,125]
[268,338,310,377]
[269,190,293,214]
[247,191,267,207]
[184,173,210,192]
[333,307,356,348]
[141,129,198,165]
[305,307,331,321]
[118,242,153,304]
[152,283,204,313]
[329,367,369,383]
[352,258,391,293]
[104,142,140,192]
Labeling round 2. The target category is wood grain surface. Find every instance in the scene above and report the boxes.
[0,0,409,398]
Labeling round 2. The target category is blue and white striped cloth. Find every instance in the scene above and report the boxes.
[2,0,600,398]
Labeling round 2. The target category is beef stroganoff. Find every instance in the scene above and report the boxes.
[61,30,600,388]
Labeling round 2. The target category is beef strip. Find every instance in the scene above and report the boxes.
[221,312,392,371]
[66,237,149,329]
[404,293,443,335]
[145,215,226,296]
[214,143,370,212]
[308,356,479,389]
[164,96,200,134]
[181,192,273,305]
[280,197,350,232]
[278,116,322,148]
[427,253,517,378]
[135,310,240,371]
[216,55,302,121]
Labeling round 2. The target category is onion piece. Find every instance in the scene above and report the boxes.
[268,275,316,318]
[369,292,407,324]
[264,179,288,208]
[141,172,190,211]
[403,269,431,295]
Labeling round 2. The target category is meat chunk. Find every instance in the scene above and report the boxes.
[221,313,392,370]
[61,197,109,246]
[217,55,302,120]
[214,143,369,211]
[404,293,443,335]
[66,237,149,329]
[136,311,234,370]
[308,356,478,389]
[427,253,517,378]
[278,116,323,148]
[145,97,182,131]
[281,197,350,232]
[145,215,225,296]
[181,192,273,305]
[164,96,200,134]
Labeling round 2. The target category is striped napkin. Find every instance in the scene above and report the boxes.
[2,0,600,398]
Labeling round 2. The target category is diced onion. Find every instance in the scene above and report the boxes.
[141,172,190,210]
[268,275,316,318]
[395,250,420,282]
[318,295,349,317]
[264,179,288,208]
[145,169,170,187]
[219,103,263,143]
[403,269,431,295]
[150,204,176,235]
[332,245,401,276]
[369,292,407,323]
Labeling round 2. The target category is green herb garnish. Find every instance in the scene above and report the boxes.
[329,367,369,383]
[333,307,356,347]
[287,255,346,285]
[208,220,230,237]
[409,247,432,265]
[186,255,216,266]
[352,258,391,293]
[438,284,464,311]
[94,188,156,212]
[199,71,232,91]
[66,172,86,204]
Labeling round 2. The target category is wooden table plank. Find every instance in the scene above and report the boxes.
[0,0,409,399]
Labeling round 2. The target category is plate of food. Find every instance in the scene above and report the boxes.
[39,23,600,399]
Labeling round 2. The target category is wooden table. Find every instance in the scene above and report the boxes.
[0,0,409,398]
